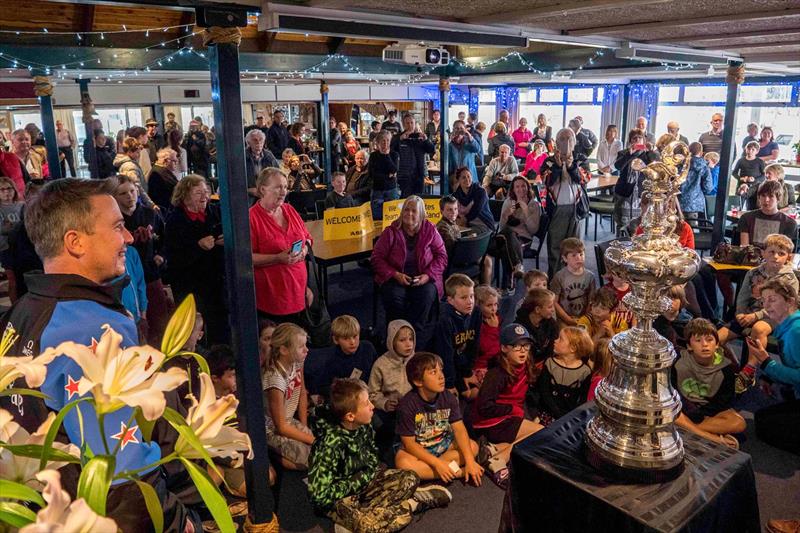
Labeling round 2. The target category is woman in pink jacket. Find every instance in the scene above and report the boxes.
[372,195,448,348]
[512,118,534,162]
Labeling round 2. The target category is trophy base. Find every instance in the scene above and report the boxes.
[585,444,684,484]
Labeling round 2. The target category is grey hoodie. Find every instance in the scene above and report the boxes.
[367,319,414,411]
[674,348,730,407]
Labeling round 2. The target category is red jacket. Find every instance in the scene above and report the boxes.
[0,151,25,199]
[371,219,448,298]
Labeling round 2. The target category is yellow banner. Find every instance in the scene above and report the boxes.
[381,198,442,229]
[323,202,374,240]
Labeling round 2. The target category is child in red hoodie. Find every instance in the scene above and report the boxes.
[473,285,502,386]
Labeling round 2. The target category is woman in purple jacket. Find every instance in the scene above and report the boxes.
[372,195,448,348]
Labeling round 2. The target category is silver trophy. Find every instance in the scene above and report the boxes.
[585,141,699,481]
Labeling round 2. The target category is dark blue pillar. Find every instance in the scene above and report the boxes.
[439,77,450,195]
[207,34,275,525]
[712,60,743,248]
[620,84,631,140]
[153,103,166,139]
[320,81,332,183]
[36,76,62,180]
[77,79,99,179]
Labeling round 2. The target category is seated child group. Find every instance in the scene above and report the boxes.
[201,232,785,532]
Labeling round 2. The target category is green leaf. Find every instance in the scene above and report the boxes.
[164,350,210,376]
[179,457,235,533]
[39,397,91,471]
[161,295,196,357]
[134,407,158,442]
[0,501,36,528]
[0,443,81,464]
[0,480,45,507]
[128,478,164,533]
[77,455,115,515]
[0,388,50,400]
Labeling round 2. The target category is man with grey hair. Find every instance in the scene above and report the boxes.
[666,121,689,145]
[635,116,657,145]
[569,117,596,170]
[147,147,181,212]
[0,177,199,532]
[698,112,725,154]
[245,128,279,200]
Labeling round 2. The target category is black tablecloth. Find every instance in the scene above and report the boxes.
[503,403,760,533]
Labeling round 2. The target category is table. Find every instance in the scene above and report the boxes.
[502,403,760,533]
[306,219,382,301]
[586,174,618,193]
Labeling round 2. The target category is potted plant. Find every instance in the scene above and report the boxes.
[0,296,253,533]
[793,140,800,163]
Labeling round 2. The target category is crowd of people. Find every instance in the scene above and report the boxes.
[0,103,798,533]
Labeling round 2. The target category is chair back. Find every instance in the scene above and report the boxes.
[594,238,628,285]
[315,199,327,219]
[488,198,504,222]
[446,230,493,279]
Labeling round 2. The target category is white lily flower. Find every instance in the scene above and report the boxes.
[175,373,253,467]
[39,324,187,421]
[0,325,57,391]
[0,409,80,487]
[19,470,118,533]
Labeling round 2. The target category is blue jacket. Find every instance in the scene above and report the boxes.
[320,341,377,397]
[679,156,713,214]
[119,248,148,323]
[709,165,720,195]
[453,182,496,231]
[448,137,481,182]
[765,310,800,396]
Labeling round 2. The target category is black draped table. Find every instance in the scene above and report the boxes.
[502,403,760,533]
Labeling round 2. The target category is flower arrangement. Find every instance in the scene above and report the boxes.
[0,295,251,533]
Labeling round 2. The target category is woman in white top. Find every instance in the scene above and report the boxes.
[482,144,520,199]
[596,124,623,175]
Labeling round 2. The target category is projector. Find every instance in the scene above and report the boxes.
[382,44,450,66]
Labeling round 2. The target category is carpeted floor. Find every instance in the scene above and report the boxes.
[273,218,800,532]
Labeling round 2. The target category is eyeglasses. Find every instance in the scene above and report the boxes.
[510,344,531,352]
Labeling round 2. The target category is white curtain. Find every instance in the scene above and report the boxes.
[600,84,624,138]
[625,83,659,139]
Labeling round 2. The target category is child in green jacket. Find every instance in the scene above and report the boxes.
[308,378,451,533]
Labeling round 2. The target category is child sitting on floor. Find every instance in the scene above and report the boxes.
[431,273,482,399]
[577,287,624,343]
[258,318,276,370]
[718,234,798,354]
[263,323,314,470]
[671,319,745,448]
[515,288,559,365]
[395,352,483,486]
[550,238,596,326]
[473,285,502,386]
[368,319,416,451]
[207,344,276,495]
[587,338,612,402]
[321,315,377,396]
[528,327,594,426]
[512,269,548,314]
[473,324,543,488]
[655,285,686,348]
[309,378,451,533]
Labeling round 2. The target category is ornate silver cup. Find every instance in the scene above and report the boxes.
[585,142,699,481]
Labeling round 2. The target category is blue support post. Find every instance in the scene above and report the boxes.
[36,77,62,180]
[77,79,99,179]
[153,103,166,139]
[207,35,275,525]
[320,81,332,183]
[439,77,450,195]
[712,60,743,248]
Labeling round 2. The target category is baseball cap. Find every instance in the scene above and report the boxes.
[500,323,533,346]
[145,118,158,127]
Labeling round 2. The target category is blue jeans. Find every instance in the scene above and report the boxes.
[371,187,400,221]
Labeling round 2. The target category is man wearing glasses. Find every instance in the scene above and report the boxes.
[698,113,725,154]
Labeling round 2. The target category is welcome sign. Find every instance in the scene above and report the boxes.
[381,198,442,229]
[323,202,374,240]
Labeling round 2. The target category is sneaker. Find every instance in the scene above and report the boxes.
[412,485,452,512]
[766,519,800,533]
[476,436,498,468]
[488,466,510,490]
[735,370,755,394]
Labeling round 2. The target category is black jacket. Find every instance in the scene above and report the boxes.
[244,149,279,189]
[267,123,290,159]
[613,148,660,198]
[147,165,180,213]
[123,203,165,283]
[391,133,435,182]
[345,167,371,204]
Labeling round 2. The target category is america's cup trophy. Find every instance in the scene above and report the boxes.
[585,141,699,481]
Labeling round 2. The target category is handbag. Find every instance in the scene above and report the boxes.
[573,180,591,222]
[302,248,332,348]
[712,242,762,266]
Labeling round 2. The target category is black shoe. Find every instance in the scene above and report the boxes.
[412,485,452,512]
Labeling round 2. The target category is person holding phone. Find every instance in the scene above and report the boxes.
[612,128,660,237]
[250,167,313,328]
[392,112,435,197]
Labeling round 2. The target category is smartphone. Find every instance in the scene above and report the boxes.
[633,143,647,151]
[290,239,303,254]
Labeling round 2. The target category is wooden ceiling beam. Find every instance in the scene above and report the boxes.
[80,4,95,47]
[704,39,800,51]
[744,52,800,63]
[645,27,800,44]
[568,8,800,36]
[469,0,671,24]
[327,36,345,54]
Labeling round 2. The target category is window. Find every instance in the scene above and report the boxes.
[567,88,593,102]
[519,105,564,131]
[596,87,605,102]
[180,105,215,131]
[655,105,721,143]
[12,112,41,130]
[683,85,726,103]
[539,88,564,102]
[449,104,468,123]
[519,88,537,102]
[477,105,496,153]
[479,88,496,103]
[739,85,792,103]
[566,105,601,136]
[735,106,800,154]
[659,86,680,102]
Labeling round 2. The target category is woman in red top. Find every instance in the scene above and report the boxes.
[473,323,543,487]
[250,167,313,326]
[511,117,533,162]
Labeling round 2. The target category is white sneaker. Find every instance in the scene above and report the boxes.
[412,485,453,512]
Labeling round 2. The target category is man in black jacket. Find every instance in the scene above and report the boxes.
[391,113,436,197]
[267,109,290,159]
[569,118,597,172]
[0,178,198,532]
